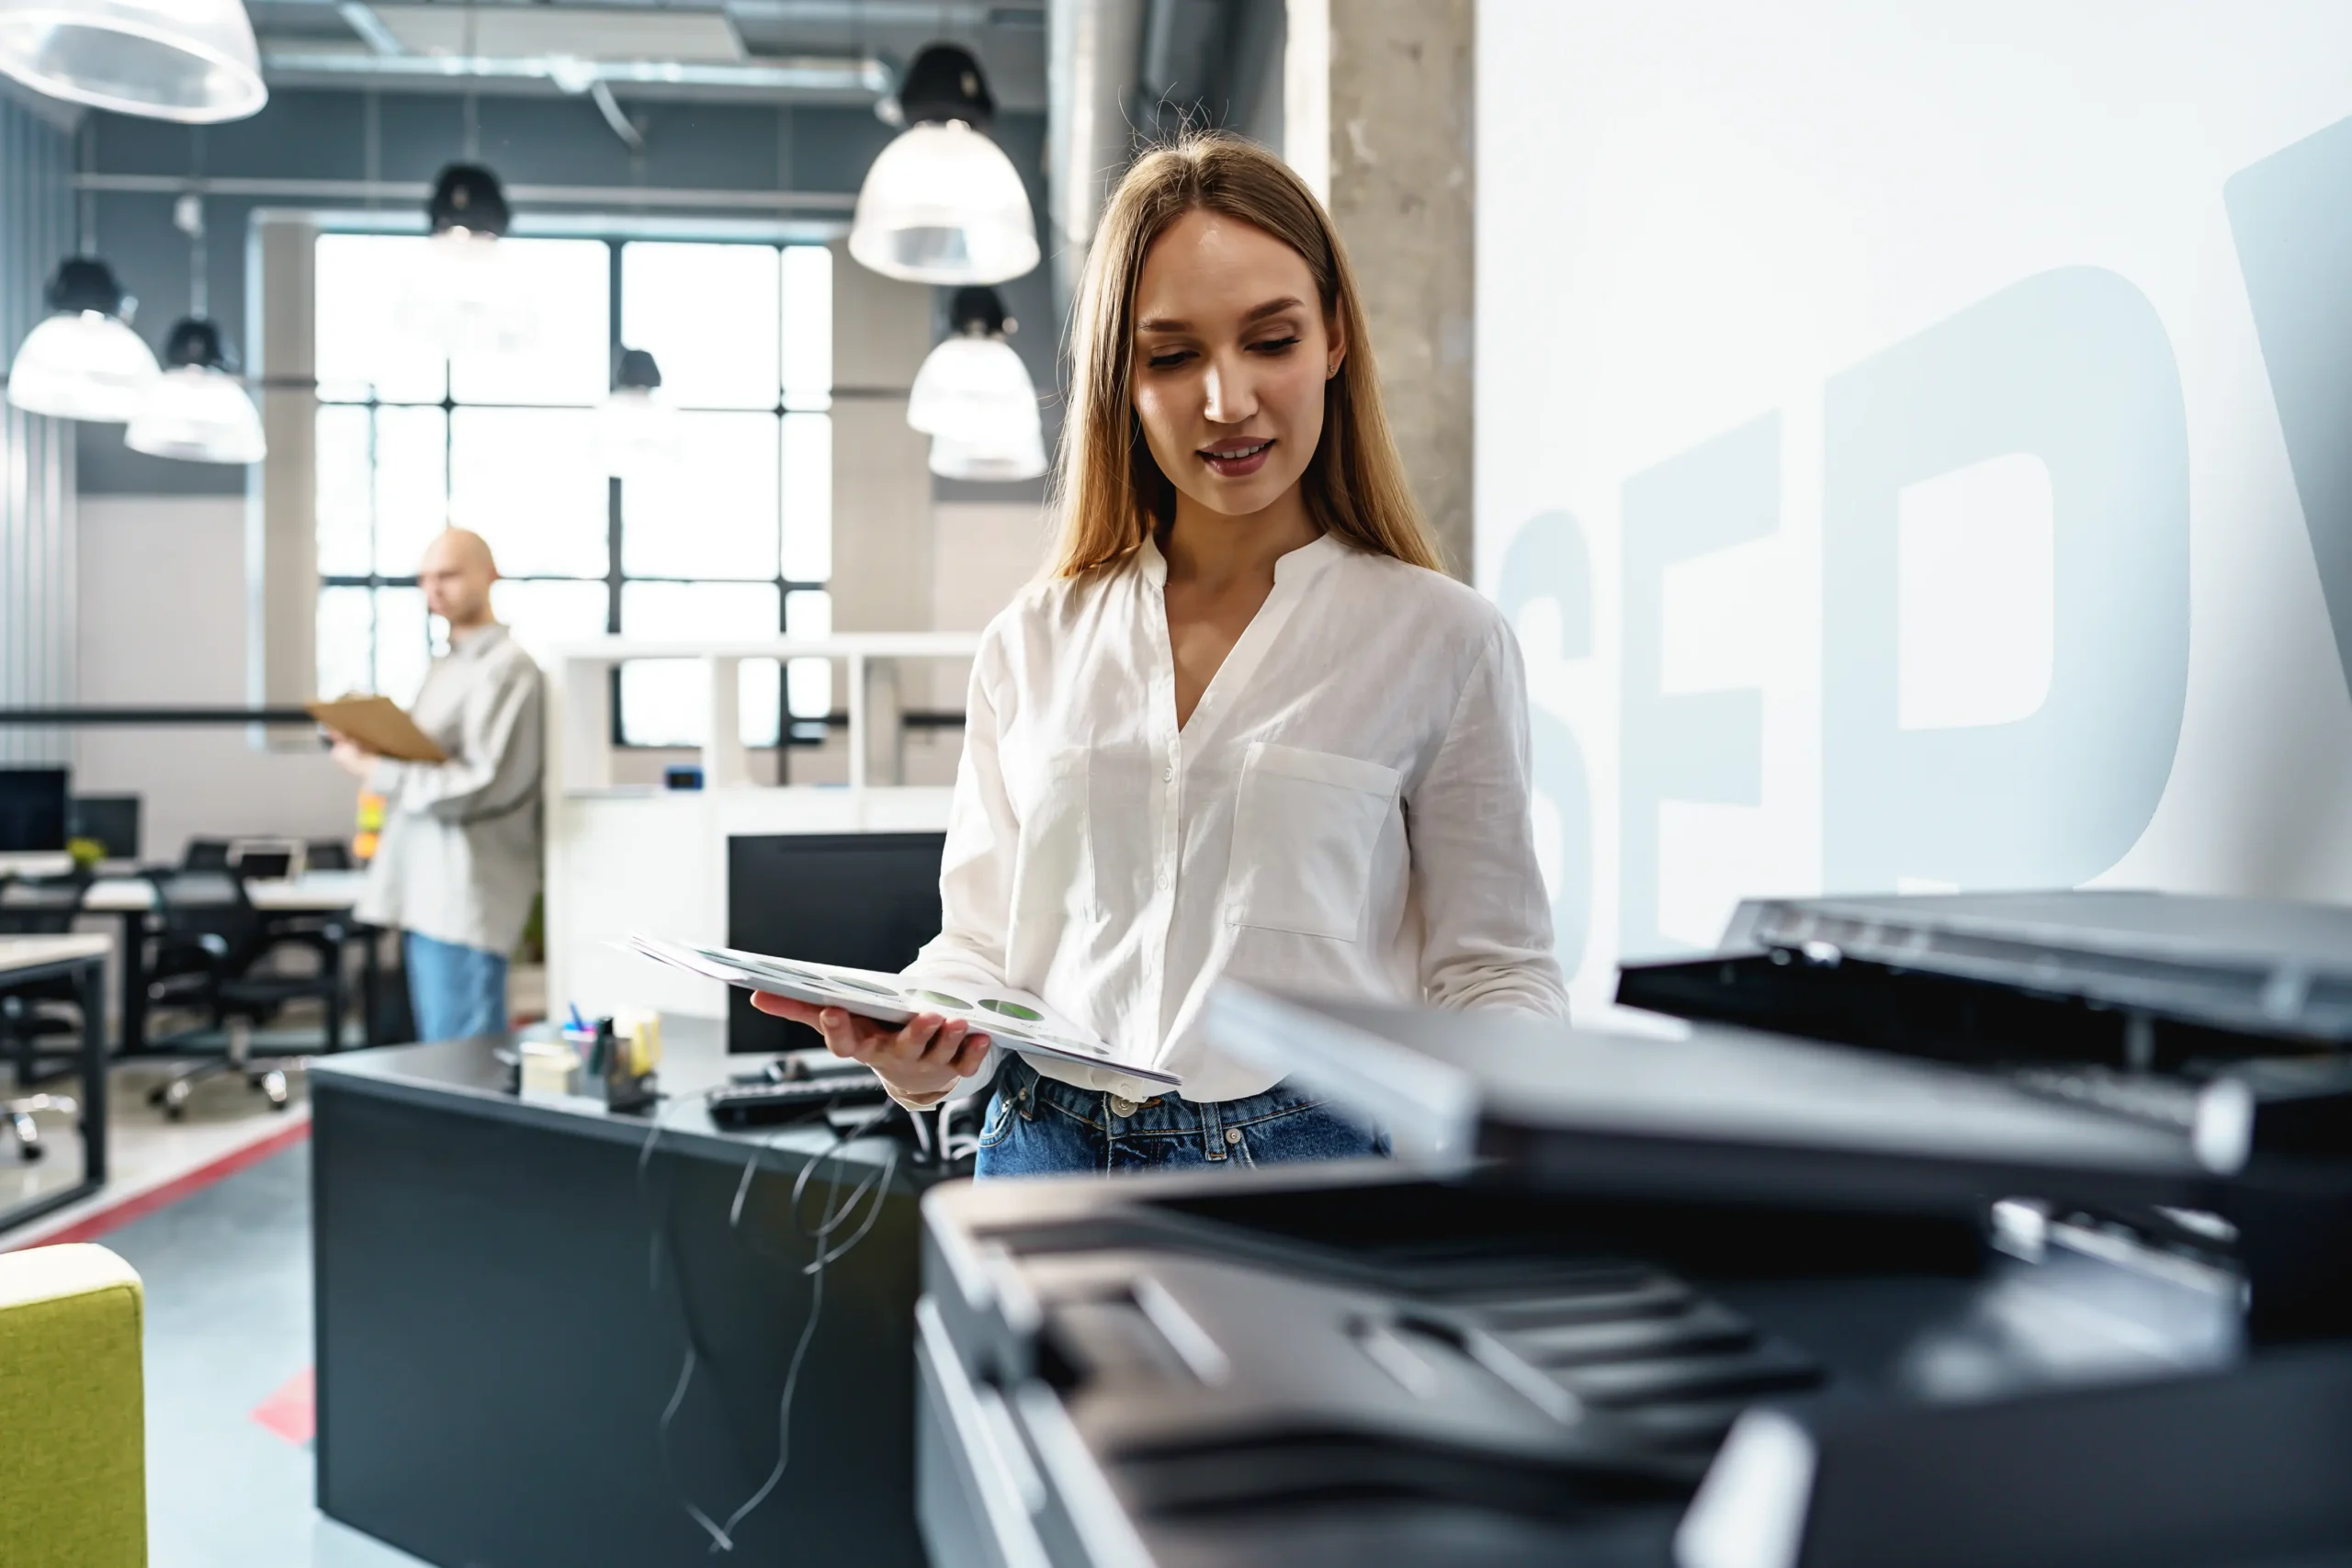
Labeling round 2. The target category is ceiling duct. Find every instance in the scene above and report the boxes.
[1046,0,1143,314]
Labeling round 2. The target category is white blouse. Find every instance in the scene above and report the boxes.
[910,531,1569,1103]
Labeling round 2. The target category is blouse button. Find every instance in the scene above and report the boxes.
[1224,1127,1241,1145]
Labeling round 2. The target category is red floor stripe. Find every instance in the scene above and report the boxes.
[252,1365,316,1446]
[18,1119,313,1250]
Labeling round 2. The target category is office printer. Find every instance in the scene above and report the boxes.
[914,893,2352,1568]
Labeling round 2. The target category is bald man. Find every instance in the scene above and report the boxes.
[333,530,545,1042]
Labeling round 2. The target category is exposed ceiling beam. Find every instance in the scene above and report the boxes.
[76,171,857,214]
[259,47,889,98]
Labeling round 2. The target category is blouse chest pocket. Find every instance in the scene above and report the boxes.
[1012,746,1093,921]
[1225,742,1401,942]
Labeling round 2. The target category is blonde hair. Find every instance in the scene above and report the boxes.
[1046,130,1444,580]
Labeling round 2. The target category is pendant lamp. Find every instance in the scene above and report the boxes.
[126,317,266,464]
[849,43,1038,285]
[599,348,675,479]
[0,0,266,123]
[400,164,534,355]
[6,257,160,422]
[908,286,1041,447]
[929,425,1047,482]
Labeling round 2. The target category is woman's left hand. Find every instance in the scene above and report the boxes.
[749,991,991,1100]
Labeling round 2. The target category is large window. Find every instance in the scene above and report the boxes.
[313,233,835,746]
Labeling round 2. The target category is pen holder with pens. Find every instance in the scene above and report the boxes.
[582,1008,662,1114]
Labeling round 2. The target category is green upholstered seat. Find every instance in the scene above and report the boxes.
[0,1244,146,1567]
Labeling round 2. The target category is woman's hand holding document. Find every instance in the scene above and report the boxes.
[624,935,1182,1092]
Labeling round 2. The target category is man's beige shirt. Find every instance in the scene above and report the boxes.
[356,623,545,955]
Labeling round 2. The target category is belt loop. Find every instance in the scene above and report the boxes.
[1202,1095,1226,1161]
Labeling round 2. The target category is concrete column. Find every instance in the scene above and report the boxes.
[1317,0,1476,581]
[248,214,321,748]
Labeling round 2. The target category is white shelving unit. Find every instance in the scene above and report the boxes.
[542,634,981,1025]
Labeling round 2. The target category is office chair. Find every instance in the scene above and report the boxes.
[306,840,354,872]
[141,868,349,1120]
[182,839,232,872]
[0,874,90,1160]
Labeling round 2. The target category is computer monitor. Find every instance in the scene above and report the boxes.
[727,832,946,1055]
[68,795,141,862]
[0,768,69,852]
[230,839,304,882]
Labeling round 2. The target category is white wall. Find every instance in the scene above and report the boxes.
[1479,0,2352,1004]
[75,495,360,861]
[74,489,1044,869]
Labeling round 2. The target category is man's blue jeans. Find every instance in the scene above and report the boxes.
[403,931,510,1043]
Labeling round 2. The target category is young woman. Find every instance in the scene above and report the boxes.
[754,131,1566,1176]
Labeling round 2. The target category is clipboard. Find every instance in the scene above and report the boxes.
[307,694,448,763]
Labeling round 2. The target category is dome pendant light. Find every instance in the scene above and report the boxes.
[6,257,160,422]
[401,162,534,355]
[909,286,1041,442]
[126,318,266,464]
[850,43,1039,286]
[0,0,266,123]
[929,426,1047,482]
[599,347,676,479]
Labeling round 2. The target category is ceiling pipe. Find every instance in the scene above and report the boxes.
[588,80,647,152]
[334,3,403,55]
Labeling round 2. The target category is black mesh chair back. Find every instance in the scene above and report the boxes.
[183,839,232,872]
[0,872,90,936]
[306,840,355,872]
[139,866,350,1115]
[144,868,263,978]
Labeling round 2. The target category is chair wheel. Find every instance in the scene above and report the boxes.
[262,1070,289,1109]
[162,1079,191,1120]
[147,1084,168,1106]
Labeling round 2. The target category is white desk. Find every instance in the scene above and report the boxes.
[79,869,370,914]
[0,933,111,972]
[0,932,110,1229]
[0,852,73,881]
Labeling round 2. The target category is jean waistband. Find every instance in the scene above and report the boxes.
[998,1055,1324,1137]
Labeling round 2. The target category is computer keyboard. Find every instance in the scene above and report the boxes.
[707,1075,888,1128]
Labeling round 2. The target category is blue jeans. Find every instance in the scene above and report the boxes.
[973,1055,1389,1179]
[403,931,510,1043]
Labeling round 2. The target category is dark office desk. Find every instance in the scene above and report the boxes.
[0,934,109,1231]
[309,1026,960,1568]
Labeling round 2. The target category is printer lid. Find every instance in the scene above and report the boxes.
[1688,891,2352,1045]
[1203,984,2219,1216]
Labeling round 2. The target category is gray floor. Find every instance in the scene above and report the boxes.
[96,1142,426,1568]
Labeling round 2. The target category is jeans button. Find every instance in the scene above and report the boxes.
[1224,1127,1241,1145]
[1109,1095,1140,1117]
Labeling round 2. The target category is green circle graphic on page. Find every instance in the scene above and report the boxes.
[979,998,1045,1021]
[910,988,970,1010]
